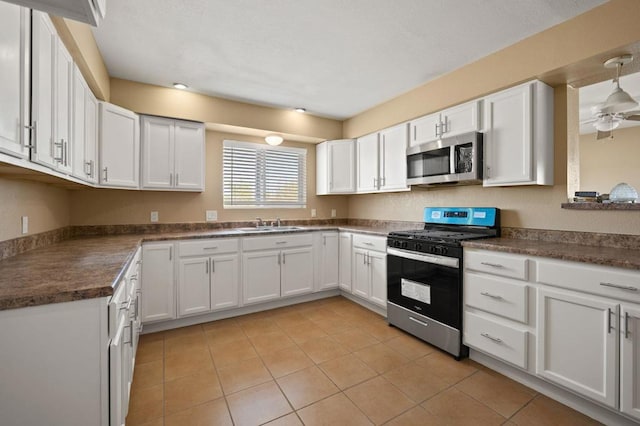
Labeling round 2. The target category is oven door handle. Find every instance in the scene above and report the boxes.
[387,247,459,268]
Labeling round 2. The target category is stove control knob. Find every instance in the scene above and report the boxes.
[401,241,408,249]
[415,243,422,251]
[393,240,401,248]
[433,246,447,255]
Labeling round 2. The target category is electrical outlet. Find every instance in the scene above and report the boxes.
[331,209,336,218]
[21,216,28,234]
[150,211,159,223]
[311,209,317,218]
[206,210,218,222]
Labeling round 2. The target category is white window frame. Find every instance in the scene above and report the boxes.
[223,140,307,209]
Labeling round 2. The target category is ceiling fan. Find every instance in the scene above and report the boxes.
[583,54,640,139]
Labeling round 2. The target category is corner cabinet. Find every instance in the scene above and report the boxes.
[140,115,205,191]
[356,123,409,193]
[483,80,553,186]
[99,102,140,188]
[141,242,175,323]
[0,2,30,159]
[71,64,98,183]
[316,232,339,291]
[316,139,356,194]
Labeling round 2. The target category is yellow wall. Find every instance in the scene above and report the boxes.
[0,178,70,241]
[69,131,348,225]
[580,126,640,195]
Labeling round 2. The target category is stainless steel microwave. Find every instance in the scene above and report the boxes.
[406,131,483,186]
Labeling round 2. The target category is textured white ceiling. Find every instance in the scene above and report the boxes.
[93,0,606,120]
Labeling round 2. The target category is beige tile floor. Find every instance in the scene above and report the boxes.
[127,296,601,426]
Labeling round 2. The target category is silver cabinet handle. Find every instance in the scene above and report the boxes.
[24,122,37,151]
[64,140,69,166]
[53,140,64,162]
[103,167,108,182]
[134,295,139,319]
[90,160,94,178]
[323,236,326,246]
[205,259,209,274]
[277,253,281,265]
[211,259,214,273]
[85,161,91,176]
[481,332,502,343]
[169,172,173,186]
[276,241,287,245]
[480,292,503,300]
[480,262,504,268]
[434,122,439,138]
[373,177,377,188]
[282,253,286,264]
[625,311,630,339]
[203,247,218,250]
[608,308,614,334]
[176,173,179,186]
[363,242,374,246]
[441,117,449,134]
[600,282,638,292]
[169,246,172,261]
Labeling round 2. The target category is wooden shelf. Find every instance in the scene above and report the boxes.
[561,202,640,210]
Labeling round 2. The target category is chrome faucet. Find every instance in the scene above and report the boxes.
[276,217,281,227]
[255,217,264,227]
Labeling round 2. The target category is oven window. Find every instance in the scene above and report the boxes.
[407,147,450,179]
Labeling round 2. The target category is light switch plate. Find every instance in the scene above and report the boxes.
[21,216,28,234]
[311,209,317,218]
[150,211,159,222]
[331,209,336,218]
[206,210,218,222]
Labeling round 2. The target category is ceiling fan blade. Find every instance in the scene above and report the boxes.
[580,117,598,124]
[625,115,640,121]
[596,130,612,140]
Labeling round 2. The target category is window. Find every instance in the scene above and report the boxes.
[223,140,307,208]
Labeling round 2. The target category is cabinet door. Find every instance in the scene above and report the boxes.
[483,83,533,186]
[54,39,73,173]
[109,319,126,426]
[356,132,379,192]
[328,139,355,193]
[71,66,87,180]
[369,250,387,307]
[141,115,173,189]
[84,90,98,183]
[99,102,139,188]
[281,247,314,297]
[211,254,239,310]
[536,288,618,408]
[0,3,29,158]
[441,100,481,138]
[242,250,281,304]
[379,123,408,191]
[409,112,440,147]
[141,243,175,322]
[339,233,352,292]
[621,305,640,422]
[352,248,370,299]
[319,233,339,291]
[31,11,57,168]
[174,120,205,190]
[177,257,211,317]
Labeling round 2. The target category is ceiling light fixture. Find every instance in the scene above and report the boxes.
[593,115,622,132]
[265,134,284,146]
[173,82,188,90]
[294,108,306,113]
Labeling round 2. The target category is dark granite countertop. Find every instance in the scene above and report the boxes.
[0,226,392,311]
[463,238,640,271]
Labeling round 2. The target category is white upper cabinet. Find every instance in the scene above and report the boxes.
[141,115,204,191]
[71,65,98,183]
[0,3,30,158]
[316,139,356,195]
[4,0,106,26]
[54,38,73,174]
[356,123,409,193]
[409,100,481,147]
[99,102,139,188]
[483,80,553,187]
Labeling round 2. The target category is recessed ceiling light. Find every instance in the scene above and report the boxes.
[173,82,188,90]
[294,107,306,113]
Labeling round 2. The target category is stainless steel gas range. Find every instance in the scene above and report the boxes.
[386,207,500,359]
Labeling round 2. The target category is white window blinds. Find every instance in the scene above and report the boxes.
[223,140,307,208]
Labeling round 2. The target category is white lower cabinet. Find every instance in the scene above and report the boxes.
[141,242,175,322]
[621,305,640,421]
[352,234,387,308]
[242,233,314,304]
[464,247,640,423]
[339,232,352,292]
[177,238,239,316]
[317,232,339,291]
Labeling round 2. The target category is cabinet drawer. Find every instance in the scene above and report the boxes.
[465,272,528,323]
[536,259,640,304]
[464,249,528,280]
[178,238,239,257]
[464,311,528,369]
[242,233,313,251]
[352,234,387,252]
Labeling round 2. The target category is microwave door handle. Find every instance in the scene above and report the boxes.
[450,145,456,173]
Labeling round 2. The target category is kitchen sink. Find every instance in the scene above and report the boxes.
[233,226,304,233]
